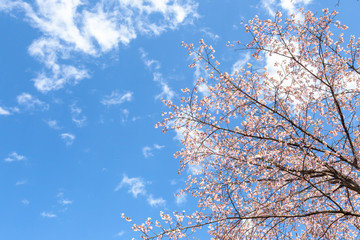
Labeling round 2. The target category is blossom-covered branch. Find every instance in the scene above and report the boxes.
[130,8,360,239]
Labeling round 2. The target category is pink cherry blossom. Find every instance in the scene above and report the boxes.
[130,9,360,239]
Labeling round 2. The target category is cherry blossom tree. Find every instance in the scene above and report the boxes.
[126,9,360,239]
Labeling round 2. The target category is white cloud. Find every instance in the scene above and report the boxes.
[0,106,11,115]
[41,211,57,218]
[197,83,210,96]
[140,49,175,100]
[70,104,87,127]
[55,190,74,213]
[153,72,175,100]
[193,57,210,96]
[232,52,251,74]
[170,120,205,174]
[173,125,186,142]
[45,119,61,129]
[15,180,27,186]
[262,38,319,107]
[56,190,73,210]
[17,93,49,111]
[0,0,15,11]
[27,37,90,92]
[4,152,26,162]
[27,37,89,92]
[33,64,90,93]
[171,117,201,143]
[1,0,198,92]
[280,0,311,16]
[131,116,141,122]
[60,199,73,205]
[154,144,164,149]
[261,0,276,16]
[200,28,220,40]
[142,146,153,158]
[116,175,167,207]
[261,0,312,17]
[139,48,161,70]
[101,91,133,106]
[60,133,75,145]
[188,163,202,175]
[142,144,164,158]
[21,199,30,205]
[147,195,166,207]
[83,7,136,50]
[175,192,187,205]
[121,109,130,123]
[115,231,125,237]
[115,175,147,198]
[264,50,285,77]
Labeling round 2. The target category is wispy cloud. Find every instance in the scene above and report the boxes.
[44,190,74,215]
[260,0,276,16]
[60,199,73,205]
[4,152,26,162]
[32,61,90,93]
[153,73,175,100]
[154,144,164,150]
[170,179,178,185]
[142,144,164,158]
[260,0,312,17]
[188,163,202,175]
[41,211,57,218]
[0,106,11,115]
[17,93,49,111]
[1,0,198,92]
[121,109,130,123]
[115,231,125,238]
[142,146,153,158]
[232,52,251,74]
[200,28,220,41]
[57,191,73,206]
[15,180,27,186]
[70,104,87,127]
[116,175,166,207]
[140,49,175,100]
[175,192,187,205]
[21,199,30,205]
[193,57,210,96]
[60,133,75,145]
[141,53,161,70]
[101,91,133,106]
[115,175,147,198]
[279,0,312,16]
[147,195,166,207]
[45,119,61,129]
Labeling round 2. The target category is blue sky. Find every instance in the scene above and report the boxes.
[0,0,359,239]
